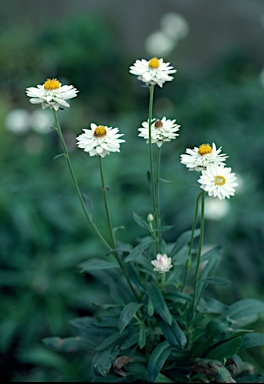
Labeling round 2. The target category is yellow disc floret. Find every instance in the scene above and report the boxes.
[94,125,107,138]
[148,57,160,69]
[198,144,212,156]
[214,175,226,186]
[43,78,61,90]
[154,120,164,129]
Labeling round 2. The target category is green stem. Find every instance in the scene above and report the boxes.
[148,84,159,253]
[98,156,115,248]
[182,191,202,291]
[98,156,140,302]
[156,146,162,251]
[53,110,110,250]
[191,190,205,323]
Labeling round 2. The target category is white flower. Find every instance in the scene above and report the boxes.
[180,143,228,171]
[151,253,173,273]
[198,163,238,200]
[204,196,230,221]
[5,109,30,134]
[76,123,125,158]
[138,117,180,147]
[129,57,176,87]
[26,78,78,111]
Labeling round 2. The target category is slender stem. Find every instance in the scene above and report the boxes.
[182,191,202,290]
[156,146,162,250]
[53,110,110,250]
[147,84,159,253]
[98,156,140,302]
[98,156,115,248]
[191,190,205,322]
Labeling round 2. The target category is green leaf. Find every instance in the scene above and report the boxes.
[240,333,264,351]
[224,299,264,322]
[148,341,172,382]
[120,332,139,350]
[159,318,187,349]
[154,373,174,382]
[132,212,150,230]
[93,345,119,377]
[147,300,155,316]
[146,282,172,325]
[79,258,120,272]
[125,237,154,262]
[42,336,88,353]
[170,229,200,257]
[82,193,93,216]
[118,302,143,332]
[95,331,128,351]
[139,324,146,349]
[206,336,242,362]
[199,277,230,286]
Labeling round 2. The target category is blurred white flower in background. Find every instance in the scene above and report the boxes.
[160,13,189,41]
[204,196,230,221]
[30,110,53,134]
[145,12,189,57]
[145,31,175,58]
[5,109,31,134]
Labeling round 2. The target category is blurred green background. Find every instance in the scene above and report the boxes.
[1,0,264,381]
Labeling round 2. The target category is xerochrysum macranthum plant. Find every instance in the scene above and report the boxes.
[26,59,264,383]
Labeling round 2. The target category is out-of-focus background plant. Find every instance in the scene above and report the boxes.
[1,0,264,381]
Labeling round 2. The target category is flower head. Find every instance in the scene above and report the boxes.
[76,123,125,158]
[129,58,176,87]
[151,253,173,273]
[180,143,228,171]
[26,78,78,111]
[198,163,238,200]
[138,117,180,147]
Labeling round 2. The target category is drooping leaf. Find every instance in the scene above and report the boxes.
[139,324,146,349]
[42,336,88,353]
[240,333,264,351]
[132,212,150,230]
[146,282,172,325]
[79,258,120,272]
[169,228,200,257]
[198,277,230,286]
[93,344,119,377]
[148,340,172,382]
[95,331,128,351]
[159,318,187,349]
[125,237,154,262]
[118,302,143,332]
[206,336,242,362]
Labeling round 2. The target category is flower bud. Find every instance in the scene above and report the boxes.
[151,253,173,273]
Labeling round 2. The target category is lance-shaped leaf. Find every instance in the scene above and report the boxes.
[93,344,119,377]
[125,237,154,262]
[146,282,172,325]
[79,258,120,272]
[148,340,172,382]
[240,333,264,351]
[118,302,143,332]
[159,318,187,349]
[206,336,242,362]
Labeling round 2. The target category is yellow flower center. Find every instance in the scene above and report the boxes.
[214,175,226,186]
[94,125,107,138]
[198,144,212,156]
[154,120,163,129]
[43,78,61,90]
[148,57,160,69]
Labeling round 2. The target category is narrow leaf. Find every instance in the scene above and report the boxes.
[93,345,119,377]
[170,229,200,256]
[125,238,153,262]
[159,318,187,349]
[118,303,143,332]
[206,337,242,362]
[146,282,172,325]
[95,331,128,351]
[240,333,264,351]
[139,324,146,349]
[132,212,150,230]
[199,277,230,286]
[148,341,172,382]
[79,258,120,272]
